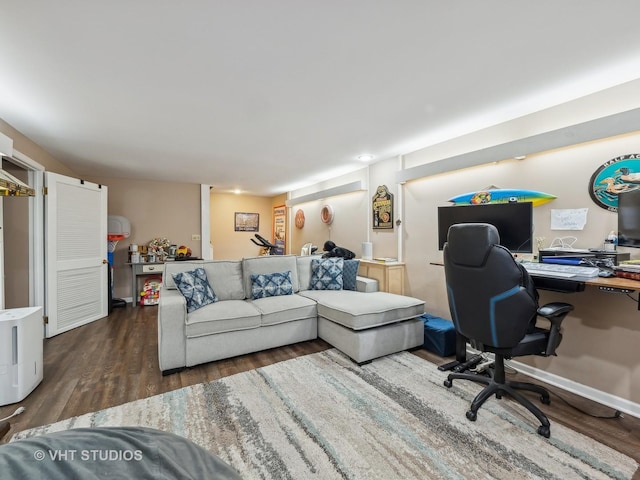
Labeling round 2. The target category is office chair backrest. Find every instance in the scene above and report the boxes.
[443,223,538,349]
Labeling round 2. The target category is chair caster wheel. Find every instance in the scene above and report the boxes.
[537,425,550,438]
[466,410,477,421]
[541,395,551,405]
[444,379,452,388]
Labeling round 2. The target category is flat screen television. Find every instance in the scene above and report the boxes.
[617,190,640,248]
[437,202,533,252]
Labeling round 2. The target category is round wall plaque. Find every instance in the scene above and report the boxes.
[320,204,334,224]
[294,209,305,229]
[588,154,640,211]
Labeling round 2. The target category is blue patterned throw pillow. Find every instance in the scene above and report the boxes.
[310,258,344,290]
[172,267,218,313]
[251,271,294,299]
[342,259,360,291]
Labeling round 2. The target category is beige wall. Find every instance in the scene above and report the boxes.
[210,192,278,260]
[301,131,640,406]
[403,132,640,404]
[84,176,202,300]
[0,118,77,177]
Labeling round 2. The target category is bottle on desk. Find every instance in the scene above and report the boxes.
[604,231,618,252]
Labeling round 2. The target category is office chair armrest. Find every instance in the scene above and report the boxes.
[537,302,574,356]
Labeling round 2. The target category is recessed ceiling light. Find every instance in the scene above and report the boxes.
[357,154,374,162]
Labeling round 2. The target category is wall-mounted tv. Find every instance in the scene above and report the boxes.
[618,190,640,248]
[437,202,533,253]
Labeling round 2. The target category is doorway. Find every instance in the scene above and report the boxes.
[1,158,30,308]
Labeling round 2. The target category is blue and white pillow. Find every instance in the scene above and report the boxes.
[342,259,360,291]
[251,271,294,299]
[310,258,344,290]
[172,268,218,313]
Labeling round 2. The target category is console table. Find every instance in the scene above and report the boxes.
[358,260,405,295]
[128,262,164,304]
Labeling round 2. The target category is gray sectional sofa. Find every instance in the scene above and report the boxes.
[158,254,425,374]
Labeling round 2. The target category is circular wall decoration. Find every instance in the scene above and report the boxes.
[588,154,640,211]
[294,209,305,229]
[320,204,334,224]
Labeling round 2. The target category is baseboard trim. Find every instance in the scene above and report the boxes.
[465,347,640,419]
[509,359,640,419]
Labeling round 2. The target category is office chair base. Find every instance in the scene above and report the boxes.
[444,371,552,438]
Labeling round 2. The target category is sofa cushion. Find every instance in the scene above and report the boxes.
[164,260,245,301]
[250,271,294,299]
[342,259,360,291]
[172,268,218,313]
[249,294,318,326]
[185,300,261,337]
[296,254,322,291]
[242,255,300,297]
[310,257,343,290]
[299,290,425,330]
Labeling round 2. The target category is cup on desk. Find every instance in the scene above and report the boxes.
[131,252,141,263]
[604,240,616,252]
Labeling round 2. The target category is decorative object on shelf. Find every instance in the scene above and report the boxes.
[448,188,556,206]
[372,185,393,230]
[148,237,171,260]
[320,204,334,224]
[235,212,260,232]
[294,209,305,229]
[588,154,640,211]
[176,245,192,258]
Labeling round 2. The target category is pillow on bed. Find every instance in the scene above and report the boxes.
[172,267,218,312]
[250,271,294,299]
[310,257,344,290]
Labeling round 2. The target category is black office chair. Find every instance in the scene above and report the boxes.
[442,223,574,437]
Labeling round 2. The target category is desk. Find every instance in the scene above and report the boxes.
[128,262,164,304]
[530,272,638,296]
[453,273,640,362]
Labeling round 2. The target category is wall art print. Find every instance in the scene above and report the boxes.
[234,212,260,232]
[588,154,640,211]
[372,185,394,230]
[273,205,286,255]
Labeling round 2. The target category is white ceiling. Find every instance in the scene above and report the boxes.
[2,2,640,196]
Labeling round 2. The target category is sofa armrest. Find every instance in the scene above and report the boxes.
[356,276,378,293]
[158,287,188,373]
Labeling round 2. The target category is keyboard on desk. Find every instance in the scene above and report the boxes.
[521,262,600,278]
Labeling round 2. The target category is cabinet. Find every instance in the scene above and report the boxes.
[358,260,405,295]
[129,262,164,304]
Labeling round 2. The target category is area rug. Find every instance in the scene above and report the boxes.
[13,349,638,479]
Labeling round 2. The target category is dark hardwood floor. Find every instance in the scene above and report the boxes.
[1,304,639,468]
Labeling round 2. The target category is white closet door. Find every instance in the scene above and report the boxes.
[45,172,108,337]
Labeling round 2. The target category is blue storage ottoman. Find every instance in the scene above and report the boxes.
[421,313,456,357]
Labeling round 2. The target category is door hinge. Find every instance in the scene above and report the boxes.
[43,316,48,324]
[42,186,48,195]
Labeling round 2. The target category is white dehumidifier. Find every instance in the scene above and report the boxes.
[0,307,44,406]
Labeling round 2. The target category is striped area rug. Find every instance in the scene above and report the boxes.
[14,349,638,479]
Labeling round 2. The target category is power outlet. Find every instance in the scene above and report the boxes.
[192,234,201,241]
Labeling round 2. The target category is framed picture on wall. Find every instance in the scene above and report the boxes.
[234,212,260,232]
[273,205,286,255]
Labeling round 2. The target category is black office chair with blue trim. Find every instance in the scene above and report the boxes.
[442,223,574,437]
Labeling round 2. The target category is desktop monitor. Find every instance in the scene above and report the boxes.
[437,202,533,253]
[617,190,640,248]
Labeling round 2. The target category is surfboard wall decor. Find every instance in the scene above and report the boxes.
[448,189,556,207]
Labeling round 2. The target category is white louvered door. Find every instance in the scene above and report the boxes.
[45,172,108,337]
